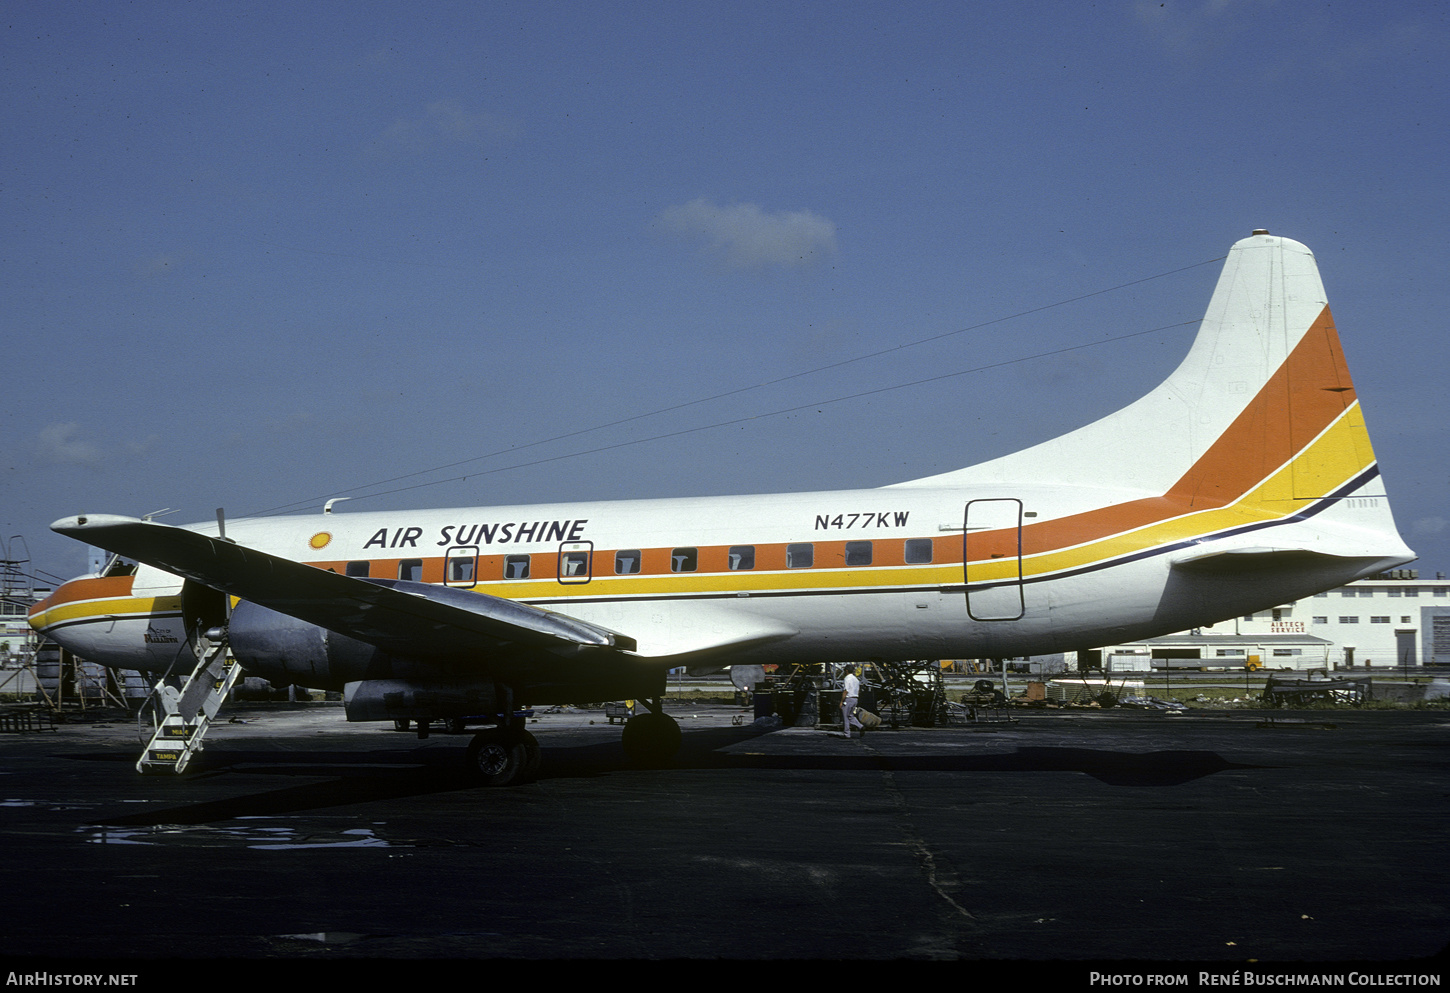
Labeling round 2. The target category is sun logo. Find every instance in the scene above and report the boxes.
[309,532,333,550]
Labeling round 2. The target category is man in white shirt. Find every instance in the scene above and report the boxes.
[841,666,863,738]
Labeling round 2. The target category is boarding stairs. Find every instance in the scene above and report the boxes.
[137,630,243,774]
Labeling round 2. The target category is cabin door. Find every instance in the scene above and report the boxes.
[963,498,1024,621]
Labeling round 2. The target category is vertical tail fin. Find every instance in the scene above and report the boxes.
[894,231,1413,571]
[899,234,1371,495]
[1160,233,1373,510]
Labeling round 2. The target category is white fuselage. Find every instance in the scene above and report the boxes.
[38,469,1405,683]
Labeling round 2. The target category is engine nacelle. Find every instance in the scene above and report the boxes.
[227,599,424,691]
[227,591,668,716]
[342,678,501,723]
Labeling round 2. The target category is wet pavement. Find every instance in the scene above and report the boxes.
[0,702,1446,968]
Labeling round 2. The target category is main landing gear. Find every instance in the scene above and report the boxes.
[621,700,681,767]
[458,696,682,785]
[464,723,542,787]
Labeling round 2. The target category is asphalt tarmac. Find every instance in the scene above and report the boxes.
[0,702,1445,970]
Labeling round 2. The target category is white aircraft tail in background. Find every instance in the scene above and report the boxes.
[31,231,1414,783]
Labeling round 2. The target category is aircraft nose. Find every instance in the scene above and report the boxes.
[26,584,62,633]
[26,570,115,638]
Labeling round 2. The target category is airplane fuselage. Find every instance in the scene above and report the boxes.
[33,470,1401,693]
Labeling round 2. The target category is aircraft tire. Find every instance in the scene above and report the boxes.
[464,729,530,787]
[621,712,681,767]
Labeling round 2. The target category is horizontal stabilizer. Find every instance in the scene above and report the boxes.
[1172,545,1371,575]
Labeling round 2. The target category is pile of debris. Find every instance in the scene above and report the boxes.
[1261,673,1371,707]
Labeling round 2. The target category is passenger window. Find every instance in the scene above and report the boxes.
[346,561,370,578]
[504,554,531,580]
[728,545,755,570]
[615,550,642,575]
[447,551,477,586]
[904,538,933,564]
[671,548,698,573]
[561,551,589,576]
[844,541,872,567]
[787,543,813,568]
[398,559,423,581]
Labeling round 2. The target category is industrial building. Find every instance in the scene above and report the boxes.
[0,552,45,665]
[1084,570,1448,672]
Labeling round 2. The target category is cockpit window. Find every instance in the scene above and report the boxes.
[102,554,137,577]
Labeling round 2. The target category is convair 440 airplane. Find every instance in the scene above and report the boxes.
[30,232,1414,784]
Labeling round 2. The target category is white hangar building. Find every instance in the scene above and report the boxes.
[1086,570,1449,672]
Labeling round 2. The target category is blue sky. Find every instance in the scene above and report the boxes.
[4,1,1448,584]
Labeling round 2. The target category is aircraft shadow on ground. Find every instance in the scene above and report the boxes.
[87,725,1259,827]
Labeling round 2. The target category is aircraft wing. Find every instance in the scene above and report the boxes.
[49,514,636,661]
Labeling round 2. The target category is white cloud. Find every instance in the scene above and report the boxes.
[35,423,103,468]
[424,101,518,147]
[30,424,162,469]
[657,198,838,269]
[1134,0,1272,61]
[370,100,518,156]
